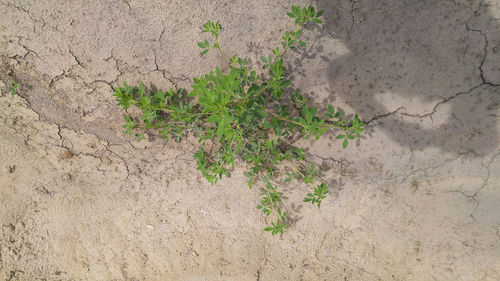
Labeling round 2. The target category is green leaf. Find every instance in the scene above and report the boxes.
[304,110,313,124]
[295,29,302,38]
[308,5,315,14]
[336,134,345,139]
[316,10,324,17]
[9,82,19,95]
[216,119,225,139]
[327,104,334,113]
[342,138,348,149]
[298,40,306,48]
[312,18,323,24]
[280,80,291,87]
[136,133,145,142]
[206,114,221,123]
[287,12,296,18]
[197,41,206,48]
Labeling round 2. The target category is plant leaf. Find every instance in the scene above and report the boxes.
[206,114,221,123]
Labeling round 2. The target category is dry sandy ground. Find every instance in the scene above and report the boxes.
[1,0,499,280]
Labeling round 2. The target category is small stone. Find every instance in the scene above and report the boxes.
[77,107,85,117]
[62,173,73,181]
[63,150,73,159]
[5,165,16,174]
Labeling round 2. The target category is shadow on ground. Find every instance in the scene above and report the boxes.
[301,0,500,157]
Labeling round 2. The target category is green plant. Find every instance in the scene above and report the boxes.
[113,5,365,234]
[304,183,328,208]
[8,80,19,96]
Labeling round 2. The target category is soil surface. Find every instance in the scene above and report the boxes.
[1,0,499,280]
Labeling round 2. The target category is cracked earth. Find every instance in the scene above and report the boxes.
[1,0,499,280]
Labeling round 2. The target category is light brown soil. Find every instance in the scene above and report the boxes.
[1,0,499,280]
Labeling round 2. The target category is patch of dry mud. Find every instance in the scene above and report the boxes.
[1,0,499,280]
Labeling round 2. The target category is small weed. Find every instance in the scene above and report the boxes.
[113,5,365,234]
[304,183,328,208]
[8,80,19,96]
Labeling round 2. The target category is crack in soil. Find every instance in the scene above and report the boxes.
[444,152,499,220]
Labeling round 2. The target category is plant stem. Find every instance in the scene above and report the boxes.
[324,122,348,130]
[260,174,278,213]
[213,123,239,176]
[289,163,306,179]
[268,111,305,128]
[280,24,302,58]
[259,174,288,229]
[215,36,230,68]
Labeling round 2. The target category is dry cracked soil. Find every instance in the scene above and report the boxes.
[0,0,499,280]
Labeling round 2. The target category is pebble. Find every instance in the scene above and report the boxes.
[63,150,73,159]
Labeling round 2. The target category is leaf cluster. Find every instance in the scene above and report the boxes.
[287,5,324,25]
[258,177,289,234]
[8,80,19,96]
[113,5,366,235]
[304,183,328,208]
